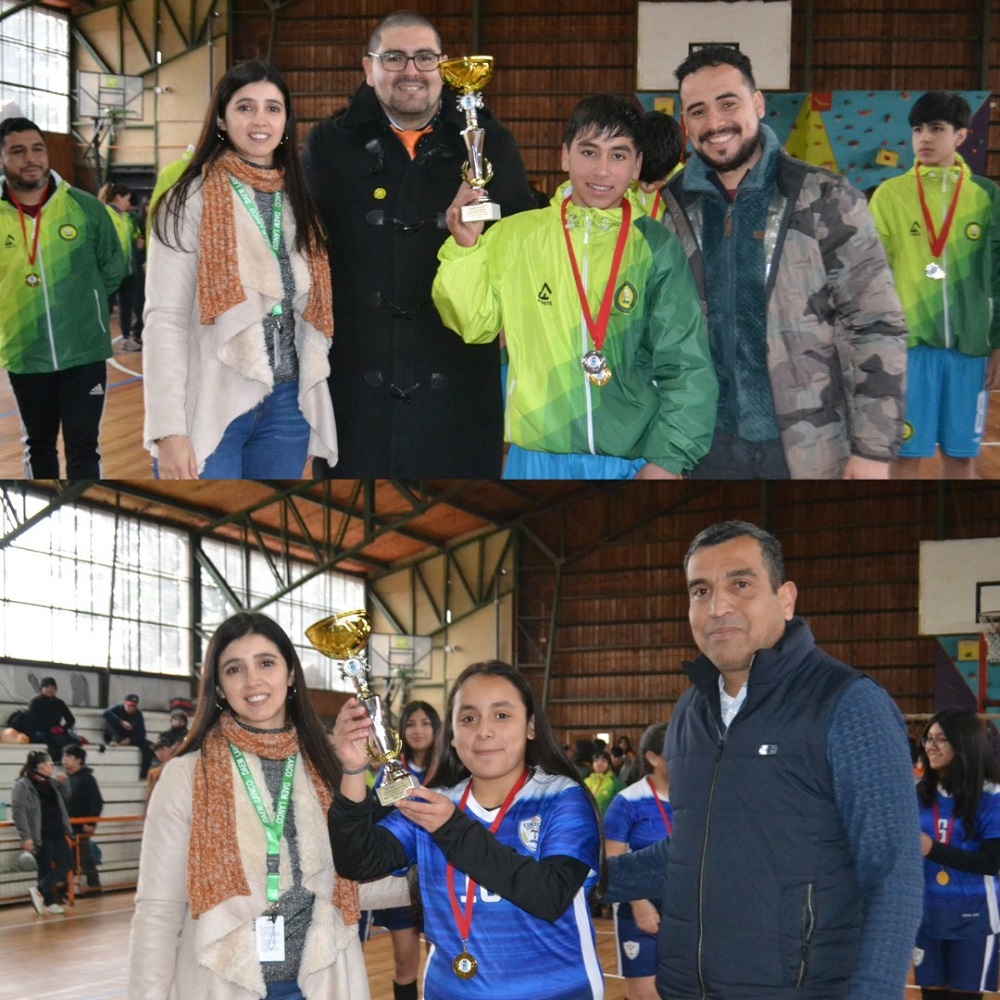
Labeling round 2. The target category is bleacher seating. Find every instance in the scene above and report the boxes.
[0,703,176,904]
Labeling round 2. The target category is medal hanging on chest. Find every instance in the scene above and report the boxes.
[9,189,43,289]
[931,799,955,888]
[446,768,531,979]
[561,197,631,387]
[916,164,963,283]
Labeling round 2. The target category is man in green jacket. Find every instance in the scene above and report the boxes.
[0,117,124,477]
[433,94,717,479]
[870,91,1000,479]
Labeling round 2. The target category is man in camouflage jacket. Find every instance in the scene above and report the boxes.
[662,46,908,479]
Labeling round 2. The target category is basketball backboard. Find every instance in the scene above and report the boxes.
[76,71,144,119]
[918,537,1000,635]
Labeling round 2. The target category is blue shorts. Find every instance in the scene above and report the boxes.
[503,443,646,480]
[363,905,417,935]
[899,345,989,459]
[613,906,660,979]
[914,928,1000,992]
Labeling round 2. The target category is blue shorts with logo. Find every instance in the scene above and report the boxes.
[614,905,659,978]
[899,345,988,459]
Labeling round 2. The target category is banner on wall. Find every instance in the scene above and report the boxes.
[637,90,991,191]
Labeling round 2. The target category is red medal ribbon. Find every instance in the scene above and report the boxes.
[7,187,42,272]
[446,767,531,945]
[932,799,955,845]
[650,189,662,221]
[915,163,964,260]
[561,196,632,355]
[646,777,672,835]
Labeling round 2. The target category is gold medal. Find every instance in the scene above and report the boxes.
[453,951,478,979]
[25,272,40,287]
[582,349,612,387]
[936,869,950,886]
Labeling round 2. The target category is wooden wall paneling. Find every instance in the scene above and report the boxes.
[516,484,999,731]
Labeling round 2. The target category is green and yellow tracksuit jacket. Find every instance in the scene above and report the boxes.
[432,197,717,475]
[870,154,1000,357]
[106,204,138,276]
[0,173,124,374]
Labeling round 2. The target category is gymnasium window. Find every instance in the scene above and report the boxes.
[0,490,365,689]
[200,539,365,693]
[0,0,70,132]
[0,494,190,675]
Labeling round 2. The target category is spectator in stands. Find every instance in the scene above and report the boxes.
[143,738,174,809]
[11,748,72,915]
[103,693,152,778]
[572,738,596,780]
[62,742,104,889]
[27,677,78,763]
[584,749,625,816]
[615,735,640,784]
[158,707,189,750]
[128,611,407,999]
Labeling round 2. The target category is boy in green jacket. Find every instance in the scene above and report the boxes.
[870,92,1000,479]
[432,94,716,479]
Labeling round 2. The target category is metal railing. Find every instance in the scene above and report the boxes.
[0,814,143,905]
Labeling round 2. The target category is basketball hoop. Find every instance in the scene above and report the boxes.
[983,611,1000,665]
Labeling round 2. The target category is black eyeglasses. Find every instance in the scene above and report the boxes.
[921,735,950,748]
[368,50,442,72]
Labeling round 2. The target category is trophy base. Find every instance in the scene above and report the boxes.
[461,199,502,223]
[377,770,419,807]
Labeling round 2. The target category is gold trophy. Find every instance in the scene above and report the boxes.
[439,55,502,222]
[306,609,417,806]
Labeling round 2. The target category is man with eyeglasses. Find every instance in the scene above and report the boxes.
[605,520,923,1000]
[303,9,536,478]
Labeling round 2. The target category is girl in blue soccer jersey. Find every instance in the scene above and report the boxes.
[362,701,441,1000]
[916,708,1000,1000]
[604,723,672,1000]
[329,661,605,1000]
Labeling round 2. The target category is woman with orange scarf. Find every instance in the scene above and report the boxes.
[128,612,406,1000]
[143,63,338,478]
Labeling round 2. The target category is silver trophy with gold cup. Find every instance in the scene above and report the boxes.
[305,609,417,806]
[439,55,502,222]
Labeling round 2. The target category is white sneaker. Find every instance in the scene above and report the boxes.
[28,887,44,915]
[47,903,64,914]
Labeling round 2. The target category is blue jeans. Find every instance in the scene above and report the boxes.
[265,981,305,1000]
[199,381,309,478]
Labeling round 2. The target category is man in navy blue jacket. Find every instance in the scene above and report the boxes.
[605,521,922,999]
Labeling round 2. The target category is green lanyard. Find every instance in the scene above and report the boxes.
[229,743,296,905]
[228,175,284,317]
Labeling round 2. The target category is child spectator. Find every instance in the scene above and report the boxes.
[158,707,189,750]
[869,91,1000,478]
[584,749,625,815]
[433,93,716,480]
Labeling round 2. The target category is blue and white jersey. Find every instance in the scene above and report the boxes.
[604,778,671,919]
[920,783,1000,939]
[380,767,603,1000]
[374,757,427,790]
